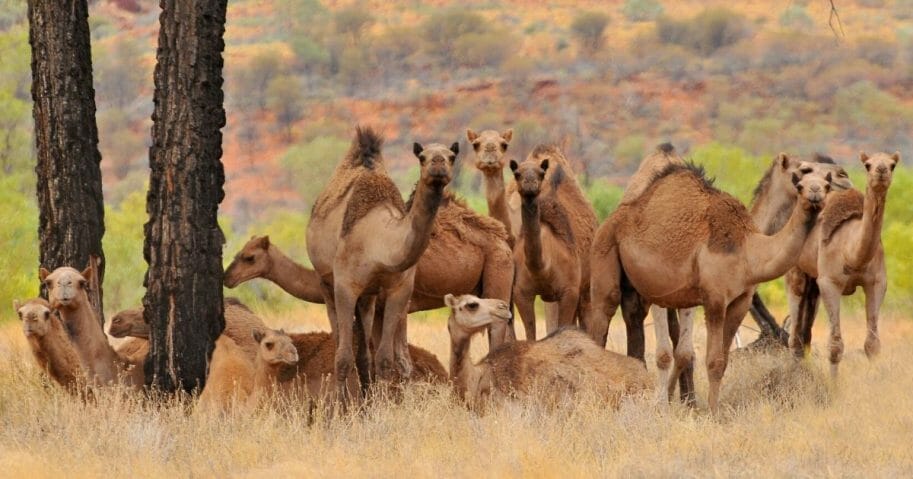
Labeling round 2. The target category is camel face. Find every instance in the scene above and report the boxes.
[108,308,144,338]
[792,171,832,211]
[467,129,512,173]
[445,294,512,338]
[414,142,458,187]
[224,235,271,288]
[16,299,54,338]
[510,158,549,198]
[861,152,900,192]
[798,160,852,191]
[253,329,299,366]
[40,266,91,310]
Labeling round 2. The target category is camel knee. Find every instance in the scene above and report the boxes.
[829,337,844,364]
[706,357,727,382]
[335,353,355,380]
[674,349,694,369]
[655,346,673,371]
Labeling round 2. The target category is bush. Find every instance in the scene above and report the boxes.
[833,81,913,145]
[266,75,305,140]
[0,173,38,317]
[571,11,610,55]
[334,7,373,43]
[585,180,624,221]
[613,135,647,171]
[856,36,897,68]
[622,0,664,22]
[657,8,749,56]
[422,9,490,66]
[280,136,349,207]
[453,31,514,68]
[93,37,148,108]
[779,5,813,29]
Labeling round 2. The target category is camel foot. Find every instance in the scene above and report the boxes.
[864,335,881,358]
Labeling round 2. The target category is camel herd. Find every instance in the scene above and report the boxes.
[14,125,901,415]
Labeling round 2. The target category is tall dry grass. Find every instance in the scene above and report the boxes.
[1,304,912,478]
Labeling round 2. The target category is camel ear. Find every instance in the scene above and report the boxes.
[892,151,901,164]
[778,153,792,171]
[509,160,519,173]
[258,236,270,249]
[825,172,833,184]
[444,294,458,309]
[81,265,93,282]
[252,330,265,344]
[39,267,50,282]
[859,152,869,164]
[413,142,424,161]
[466,129,478,142]
[540,159,550,172]
[450,142,459,158]
[501,128,513,143]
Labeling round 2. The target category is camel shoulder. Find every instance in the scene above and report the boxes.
[820,188,865,244]
[341,172,405,236]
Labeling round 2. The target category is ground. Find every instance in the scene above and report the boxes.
[0,305,911,477]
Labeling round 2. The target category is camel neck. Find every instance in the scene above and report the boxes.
[849,185,887,270]
[449,332,477,401]
[482,172,514,242]
[389,181,444,272]
[520,195,545,272]
[58,299,117,368]
[265,246,324,303]
[750,181,795,235]
[747,200,817,284]
[38,320,80,385]
[253,361,296,391]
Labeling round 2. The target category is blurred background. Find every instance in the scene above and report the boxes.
[1,0,911,317]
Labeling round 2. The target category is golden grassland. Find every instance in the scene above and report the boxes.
[1,304,913,478]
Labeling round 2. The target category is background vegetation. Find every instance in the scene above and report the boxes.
[1,0,912,319]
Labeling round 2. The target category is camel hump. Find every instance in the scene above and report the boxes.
[657,142,675,154]
[341,172,405,236]
[812,153,836,164]
[349,126,384,169]
[820,189,865,244]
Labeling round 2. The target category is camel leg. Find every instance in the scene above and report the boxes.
[481,246,516,345]
[515,290,537,341]
[703,303,727,413]
[376,281,413,381]
[588,238,622,348]
[320,280,338,340]
[544,301,560,335]
[818,278,844,378]
[651,305,674,402]
[331,282,360,404]
[798,276,820,350]
[863,276,886,358]
[785,269,806,358]
[621,283,647,361]
[394,311,413,379]
[556,289,579,332]
[355,296,376,395]
[671,308,696,406]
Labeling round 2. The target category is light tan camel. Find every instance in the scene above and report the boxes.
[588,163,832,411]
[109,298,266,362]
[40,266,129,386]
[445,294,651,409]
[789,152,900,375]
[307,127,455,399]
[15,298,82,392]
[468,128,517,244]
[509,145,597,340]
[197,335,256,413]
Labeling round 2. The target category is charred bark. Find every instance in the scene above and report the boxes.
[143,0,228,393]
[29,0,105,325]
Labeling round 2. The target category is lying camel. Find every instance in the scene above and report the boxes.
[40,266,138,387]
[198,335,256,413]
[789,152,900,375]
[589,162,832,411]
[14,298,82,392]
[445,294,651,409]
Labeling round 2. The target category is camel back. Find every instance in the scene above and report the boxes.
[408,190,509,246]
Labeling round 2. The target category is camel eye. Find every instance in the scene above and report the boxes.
[890,163,896,171]
[865,163,871,171]
[466,302,479,311]
[799,167,812,174]
[244,255,255,263]
[500,142,508,151]
[43,312,50,320]
[838,171,848,178]
[472,141,480,150]
[112,317,121,324]
[265,342,274,350]
[79,280,87,289]
[514,172,520,180]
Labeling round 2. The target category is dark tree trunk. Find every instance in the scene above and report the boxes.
[142,0,228,393]
[29,0,106,326]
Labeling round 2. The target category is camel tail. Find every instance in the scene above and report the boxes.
[350,126,384,169]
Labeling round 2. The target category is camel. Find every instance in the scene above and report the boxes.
[788,152,900,375]
[224,236,324,303]
[39,265,130,386]
[197,335,256,413]
[445,294,651,409]
[509,145,597,340]
[588,162,832,411]
[306,127,455,399]
[108,298,266,362]
[14,298,83,392]
[467,128,517,244]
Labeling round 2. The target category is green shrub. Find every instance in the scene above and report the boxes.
[571,11,610,55]
[585,180,624,222]
[622,0,664,22]
[657,8,749,56]
[0,173,38,320]
[453,30,514,68]
[779,5,812,29]
[280,136,349,208]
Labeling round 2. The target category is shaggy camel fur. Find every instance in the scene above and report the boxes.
[197,335,256,413]
[109,299,266,362]
[15,298,82,391]
[509,145,597,340]
[468,128,516,244]
[307,127,455,399]
[445,294,651,409]
[589,163,831,411]
[789,152,900,375]
[40,266,130,386]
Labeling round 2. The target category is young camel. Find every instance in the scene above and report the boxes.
[197,335,256,413]
[14,298,82,392]
[40,266,133,387]
[445,294,651,409]
[789,152,900,375]
[509,145,597,340]
[307,127,455,399]
[467,128,517,244]
[589,163,832,411]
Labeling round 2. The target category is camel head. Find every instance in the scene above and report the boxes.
[413,142,458,188]
[445,293,512,344]
[224,235,272,288]
[108,307,146,338]
[40,266,92,310]
[799,154,853,191]
[860,152,901,193]
[791,170,832,211]
[510,158,549,198]
[15,298,55,338]
[252,328,299,367]
[467,128,512,174]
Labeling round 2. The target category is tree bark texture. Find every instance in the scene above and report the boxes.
[29,0,106,326]
[142,0,228,393]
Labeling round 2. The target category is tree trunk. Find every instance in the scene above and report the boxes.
[29,0,106,326]
[142,0,228,393]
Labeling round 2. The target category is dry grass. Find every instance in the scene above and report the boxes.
[1,305,913,478]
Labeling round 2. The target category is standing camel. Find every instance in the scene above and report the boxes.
[307,127,455,400]
[788,152,900,375]
[589,162,832,411]
[467,128,517,245]
[509,145,597,340]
